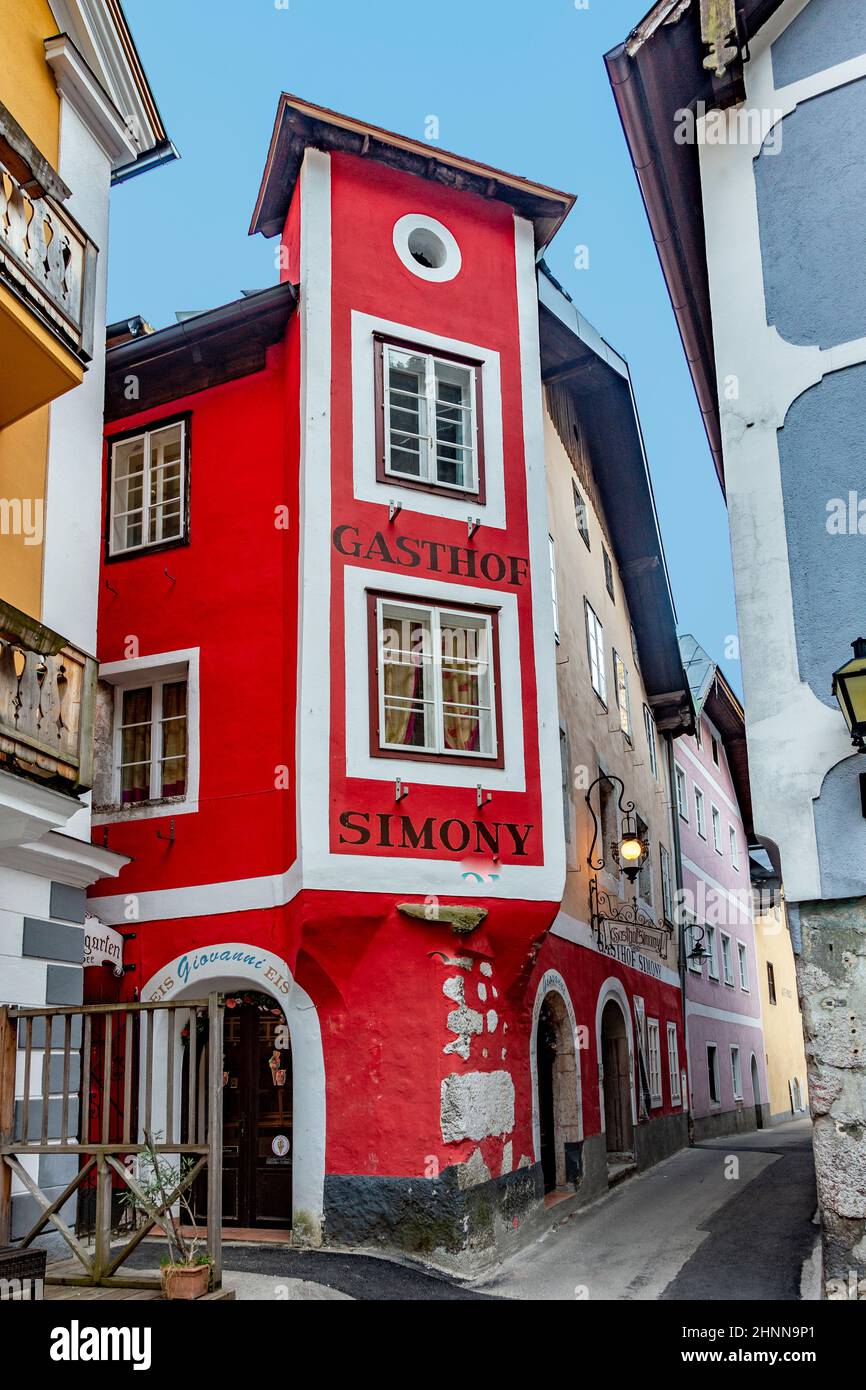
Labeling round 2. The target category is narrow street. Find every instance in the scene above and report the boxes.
[484,1119,819,1302]
[119,1119,818,1301]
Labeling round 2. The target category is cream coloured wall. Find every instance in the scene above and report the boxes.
[544,402,678,970]
[754,895,809,1121]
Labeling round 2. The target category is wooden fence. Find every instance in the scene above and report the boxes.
[0,994,224,1291]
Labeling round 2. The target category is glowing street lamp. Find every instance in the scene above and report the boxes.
[832,638,866,751]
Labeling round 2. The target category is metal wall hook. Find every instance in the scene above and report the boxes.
[389,499,402,523]
[156,817,175,844]
[468,516,480,540]
[395,777,409,801]
[476,785,492,809]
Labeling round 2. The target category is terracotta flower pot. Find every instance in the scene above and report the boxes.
[161,1262,211,1300]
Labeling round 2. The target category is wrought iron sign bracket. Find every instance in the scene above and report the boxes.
[589,875,674,962]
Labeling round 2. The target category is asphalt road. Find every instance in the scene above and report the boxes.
[661,1123,819,1300]
[483,1118,818,1301]
[124,1119,817,1300]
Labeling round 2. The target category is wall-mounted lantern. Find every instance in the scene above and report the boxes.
[832,638,866,751]
[586,772,648,884]
[685,922,710,965]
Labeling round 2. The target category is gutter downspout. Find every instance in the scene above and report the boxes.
[666,729,694,1143]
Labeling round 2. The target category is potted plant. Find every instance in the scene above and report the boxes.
[122,1133,214,1300]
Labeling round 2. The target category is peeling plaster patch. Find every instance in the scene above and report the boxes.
[482,1048,488,1058]
[517,1153,531,1169]
[457,1146,492,1191]
[501,1048,507,1060]
[440,1069,516,1143]
[487,1009,499,1033]
[492,986,498,999]
[443,975,484,1059]
[478,983,488,1002]
[480,962,493,977]
[501,1140,513,1176]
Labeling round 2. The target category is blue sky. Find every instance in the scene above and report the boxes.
[112,0,740,690]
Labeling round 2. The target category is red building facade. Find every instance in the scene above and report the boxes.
[89,98,691,1263]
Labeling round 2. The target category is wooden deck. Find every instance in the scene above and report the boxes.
[44,1259,235,1301]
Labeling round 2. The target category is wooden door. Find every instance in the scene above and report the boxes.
[601,1001,633,1157]
[537,1001,558,1193]
[191,1000,292,1229]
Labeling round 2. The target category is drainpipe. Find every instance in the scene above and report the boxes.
[665,731,693,1143]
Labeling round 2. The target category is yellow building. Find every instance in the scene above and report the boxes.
[0,0,172,1246]
[752,879,809,1124]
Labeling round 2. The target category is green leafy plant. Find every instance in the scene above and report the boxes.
[121,1131,213,1269]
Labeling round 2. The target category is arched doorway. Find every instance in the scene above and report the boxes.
[600,998,634,1160]
[751,1054,763,1129]
[141,945,326,1242]
[530,975,582,1195]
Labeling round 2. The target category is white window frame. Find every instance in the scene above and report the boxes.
[585,600,606,705]
[675,763,688,820]
[660,844,674,924]
[94,649,200,824]
[711,803,723,855]
[737,940,750,992]
[383,343,479,495]
[730,1045,743,1101]
[573,480,590,548]
[376,597,498,761]
[613,649,632,741]
[667,1023,681,1105]
[602,546,615,601]
[707,1043,721,1107]
[108,418,187,557]
[729,823,740,869]
[694,785,707,839]
[114,677,188,808]
[706,923,719,980]
[549,535,560,643]
[647,1018,663,1107]
[643,704,658,779]
[721,931,734,987]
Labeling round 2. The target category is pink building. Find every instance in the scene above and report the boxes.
[676,637,769,1139]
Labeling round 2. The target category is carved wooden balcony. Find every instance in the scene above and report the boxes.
[0,601,96,796]
[0,156,97,425]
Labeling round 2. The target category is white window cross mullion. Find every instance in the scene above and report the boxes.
[424,356,437,484]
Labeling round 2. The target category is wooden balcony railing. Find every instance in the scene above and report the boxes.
[0,601,96,794]
[0,157,96,363]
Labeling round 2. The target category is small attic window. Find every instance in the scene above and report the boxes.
[393,214,462,282]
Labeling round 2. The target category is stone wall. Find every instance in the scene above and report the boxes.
[795,897,866,1290]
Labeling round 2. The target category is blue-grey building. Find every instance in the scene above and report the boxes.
[607,0,866,1293]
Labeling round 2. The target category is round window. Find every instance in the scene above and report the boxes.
[393,214,462,283]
